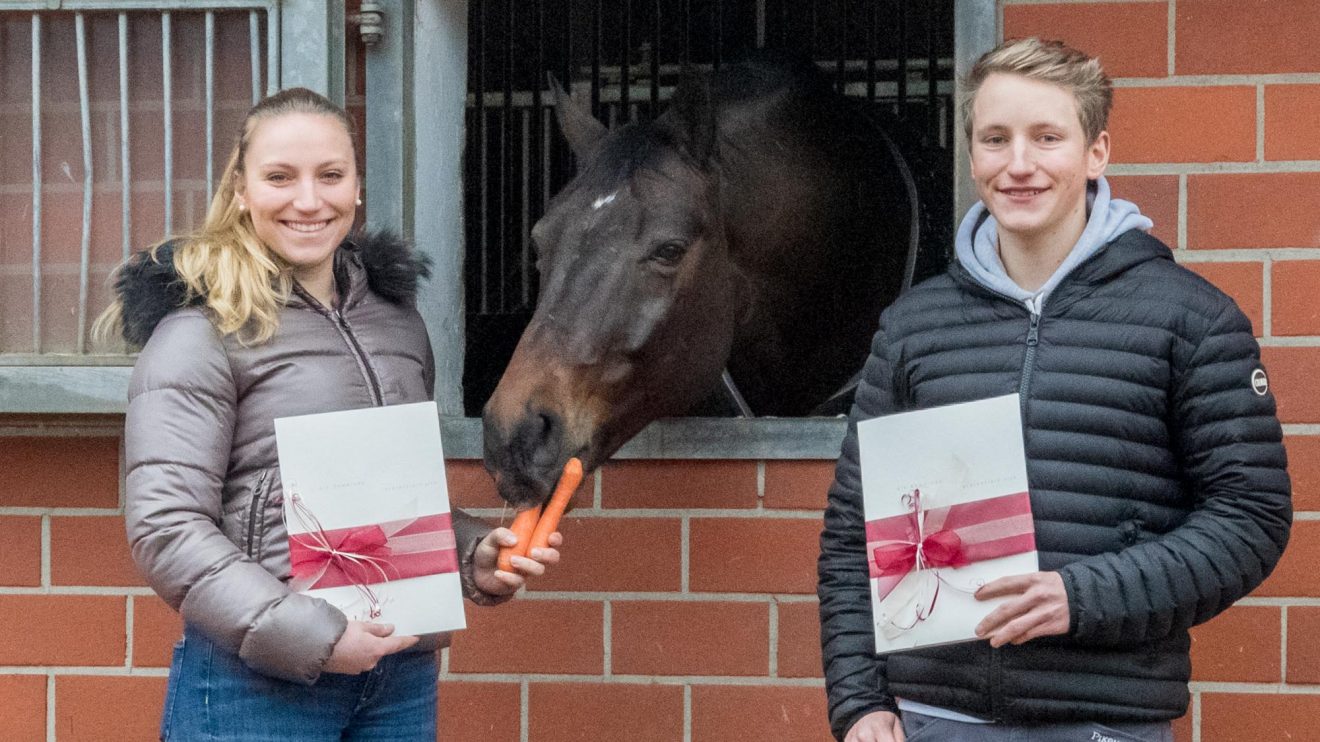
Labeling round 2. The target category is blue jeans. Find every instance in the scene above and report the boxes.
[160,625,437,741]
[902,711,1174,742]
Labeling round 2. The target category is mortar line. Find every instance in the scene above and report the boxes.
[46,672,55,742]
[1167,0,1176,77]
[603,601,613,678]
[683,684,693,742]
[681,517,690,593]
[1177,173,1188,250]
[1263,252,1274,338]
[41,515,51,589]
[124,595,134,668]
[1281,605,1289,683]
[1256,84,1265,163]
[756,460,766,512]
[520,679,529,742]
[1191,690,1201,742]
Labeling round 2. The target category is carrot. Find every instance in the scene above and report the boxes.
[496,506,541,572]
[528,457,584,553]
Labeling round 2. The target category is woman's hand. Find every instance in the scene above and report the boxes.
[323,621,419,674]
[472,526,563,597]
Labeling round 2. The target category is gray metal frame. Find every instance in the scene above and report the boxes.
[2,0,1000,463]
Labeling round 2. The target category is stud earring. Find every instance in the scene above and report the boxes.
[355,197,363,206]
[237,202,246,212]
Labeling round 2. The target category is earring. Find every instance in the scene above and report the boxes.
[355,197,363,206]
[237,202,246,212]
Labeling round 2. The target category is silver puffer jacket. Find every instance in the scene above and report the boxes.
[121,233,501,685]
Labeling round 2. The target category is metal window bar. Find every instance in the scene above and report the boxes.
[77,13,94,353]
[120,12,132,262]
[5,5,275,358]
[206,11,216,206]
[162,11,172,233]
[31,13,43,354]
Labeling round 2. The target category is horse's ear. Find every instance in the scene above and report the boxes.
[549,72,608,160]
[668,68,717,164]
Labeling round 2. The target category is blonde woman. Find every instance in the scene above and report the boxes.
[98,87,558,740]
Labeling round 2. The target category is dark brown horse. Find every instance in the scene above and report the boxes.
[483,56,914,506]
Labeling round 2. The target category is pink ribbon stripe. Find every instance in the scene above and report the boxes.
[865,491,1035,602]
[289,513,458,591]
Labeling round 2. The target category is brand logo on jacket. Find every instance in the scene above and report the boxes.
[1251,368,1269,396]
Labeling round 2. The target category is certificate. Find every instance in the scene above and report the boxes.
[857,394,1037,653]
[274,401,465,637]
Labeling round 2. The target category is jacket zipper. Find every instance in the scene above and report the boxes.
[1019,310,1041,418]
[293,284,385,407]
[246,470,270,559]
[333,309,385,406]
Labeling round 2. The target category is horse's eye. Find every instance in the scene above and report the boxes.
[648,240,688,267]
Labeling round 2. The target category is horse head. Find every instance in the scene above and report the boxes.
[483,76,745,506]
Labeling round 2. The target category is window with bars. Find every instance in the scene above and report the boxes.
[460,0,959,415]
[0,5,276,359]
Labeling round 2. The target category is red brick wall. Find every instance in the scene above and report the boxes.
[1006,2,1320,740]
[0,430,837,742]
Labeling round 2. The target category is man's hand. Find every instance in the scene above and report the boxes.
[323,621,419,674]
[845,711,905,742]
[974,571,1070,647]
[472,526,562,597]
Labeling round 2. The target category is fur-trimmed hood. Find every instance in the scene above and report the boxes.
[115,230,430,347]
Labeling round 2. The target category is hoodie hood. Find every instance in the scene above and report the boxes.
[954,176,1153,312]
[115,230,429,347]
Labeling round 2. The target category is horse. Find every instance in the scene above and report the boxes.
[482,55,915,507]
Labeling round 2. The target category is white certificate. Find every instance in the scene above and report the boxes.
[274,401,465,637]
[857,394,1037,654]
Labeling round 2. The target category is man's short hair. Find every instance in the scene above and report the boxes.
[961,37,1113,144]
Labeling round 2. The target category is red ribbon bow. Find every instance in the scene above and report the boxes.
[866,488,1035,606]
[870,527,971,576]
[289,524,393,587]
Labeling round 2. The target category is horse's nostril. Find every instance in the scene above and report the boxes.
[511,409,565,473]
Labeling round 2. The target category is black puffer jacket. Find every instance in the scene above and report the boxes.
[818,229,1291,739]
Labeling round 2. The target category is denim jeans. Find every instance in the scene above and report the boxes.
[160,625,437,741]
[902,711,1174,742]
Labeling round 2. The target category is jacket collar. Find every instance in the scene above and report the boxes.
[948,227,1172,305]
[116,229,429,347]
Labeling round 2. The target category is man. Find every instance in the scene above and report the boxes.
[817,37,1291,742]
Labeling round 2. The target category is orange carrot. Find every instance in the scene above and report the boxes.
[496,506,541,572]
[528,457,584,553]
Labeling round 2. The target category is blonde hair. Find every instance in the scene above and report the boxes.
[961,37,1113,145]
[95,88,358,347]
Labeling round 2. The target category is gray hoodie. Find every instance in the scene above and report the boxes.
[954,176,1153,315]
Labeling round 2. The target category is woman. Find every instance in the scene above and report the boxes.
[97,87,556,740]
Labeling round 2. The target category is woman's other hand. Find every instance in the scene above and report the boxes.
[323,621,419,674]
[472,526,563,596]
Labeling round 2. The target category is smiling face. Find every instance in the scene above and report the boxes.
[237,112,359,298]
[969,72,1109,255]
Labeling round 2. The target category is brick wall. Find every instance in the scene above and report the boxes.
[1004,1,1320,740]
[4,2,1320,741]
[0,431,837,742]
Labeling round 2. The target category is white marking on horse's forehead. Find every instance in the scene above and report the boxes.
[591,191,618,210]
